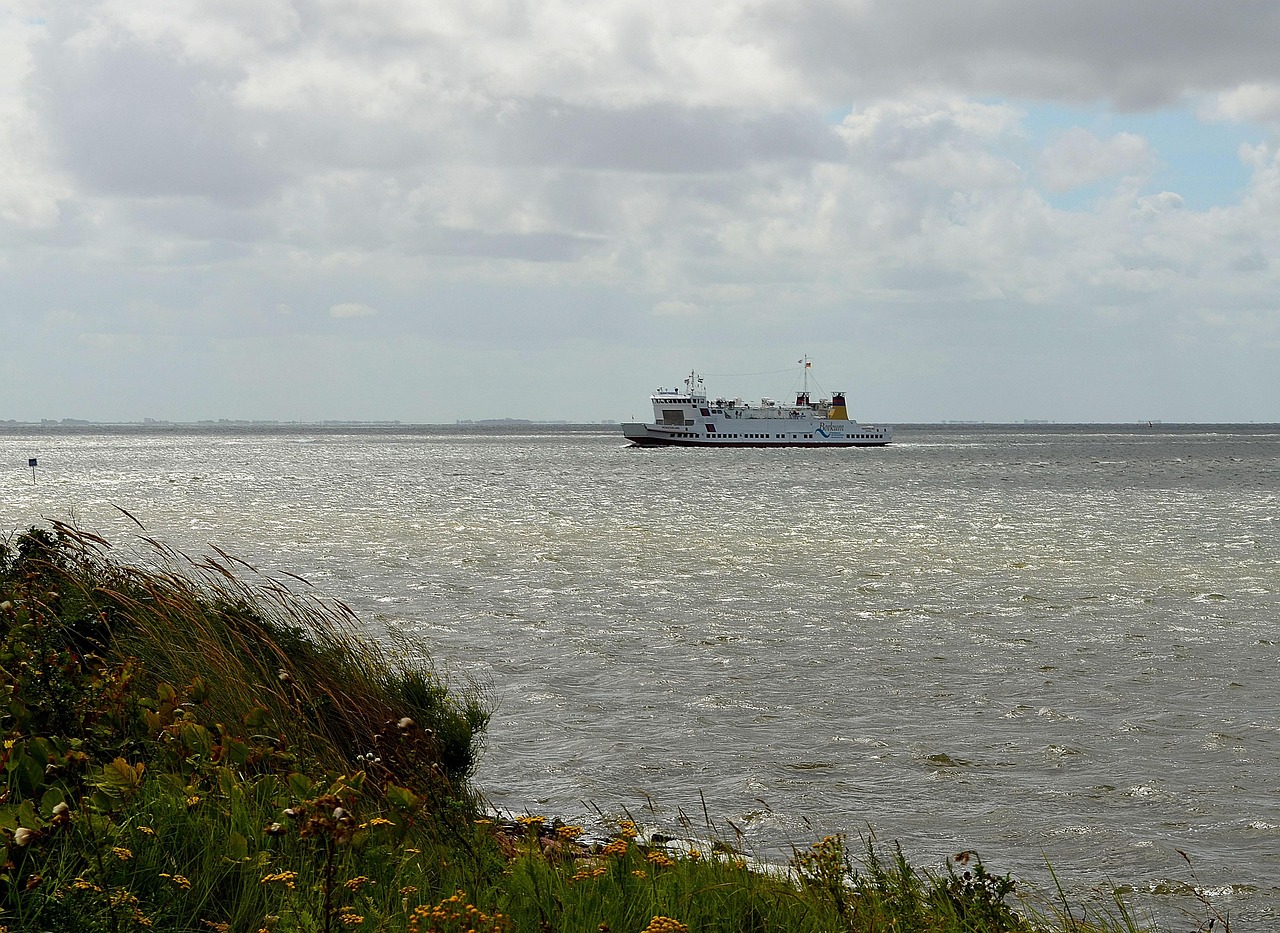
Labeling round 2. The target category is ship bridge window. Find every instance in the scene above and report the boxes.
[661,409,685,425]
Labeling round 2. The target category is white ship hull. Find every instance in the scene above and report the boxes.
[622,366,892,448]
[622,421,890,447]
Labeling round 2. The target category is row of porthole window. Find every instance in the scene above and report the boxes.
[709,433,812,439]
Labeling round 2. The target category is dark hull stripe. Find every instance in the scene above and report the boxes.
[626,437,889,448]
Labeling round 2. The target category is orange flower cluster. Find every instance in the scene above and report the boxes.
[406,890,509,933]
[599,839,629,858]
[644,851,675,869]
[640,917,689,933]
[569,865,609,884]
[336,907,365,926]
[260,871,298,890]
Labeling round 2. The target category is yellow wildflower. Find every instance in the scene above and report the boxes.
[641,918,689,933]
[407,891,509,932]
[111,846,133,860]
[570,865,608,883]
[644,851,674,868]
[260,871,298,889]
[600,839,629,858]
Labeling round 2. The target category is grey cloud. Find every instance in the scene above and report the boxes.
[123,198,273,243]
[873,265,974,293]
[489,99,843,172]
[412,227,604,262]
[1229,249,1269,273]
[758,0,1280,108]
[35,39,287,203]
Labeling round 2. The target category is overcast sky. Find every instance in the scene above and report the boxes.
[3,1,1280,423]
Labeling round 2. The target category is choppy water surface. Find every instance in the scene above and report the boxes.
[4,424,1279,927]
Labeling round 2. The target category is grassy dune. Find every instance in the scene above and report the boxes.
[1,524,1164,932]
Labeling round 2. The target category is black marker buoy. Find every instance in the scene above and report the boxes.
[28,458,37,485]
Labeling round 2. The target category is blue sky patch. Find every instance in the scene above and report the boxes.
[1015,102,1266,211]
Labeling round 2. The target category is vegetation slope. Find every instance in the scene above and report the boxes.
[1,524,1158,932]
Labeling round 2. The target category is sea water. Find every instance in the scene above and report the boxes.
[3,424,1278,927]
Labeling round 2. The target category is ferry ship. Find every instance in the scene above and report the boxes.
[622,363,892,448]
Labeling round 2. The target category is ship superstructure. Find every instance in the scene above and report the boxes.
[621,363,891,448]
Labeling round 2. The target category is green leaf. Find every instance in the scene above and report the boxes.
[226,831,249,862]
[6,741,44,797]
[286,772,313,798]
[28,736,56,764]
[242,705,272,729]
[222,736,251,768]
[384,784,422,811]
[40,787,66,815]
[93,758,145,800]
[217,767,240,799]
[179,722,214,757]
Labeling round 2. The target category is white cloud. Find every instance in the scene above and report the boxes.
[1133,191,1184,218]
[1204,83,1280,124]
[1037,128,1156,192]
[653,298,699,316]
[329,302,378,318]
[0,11,66,229]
